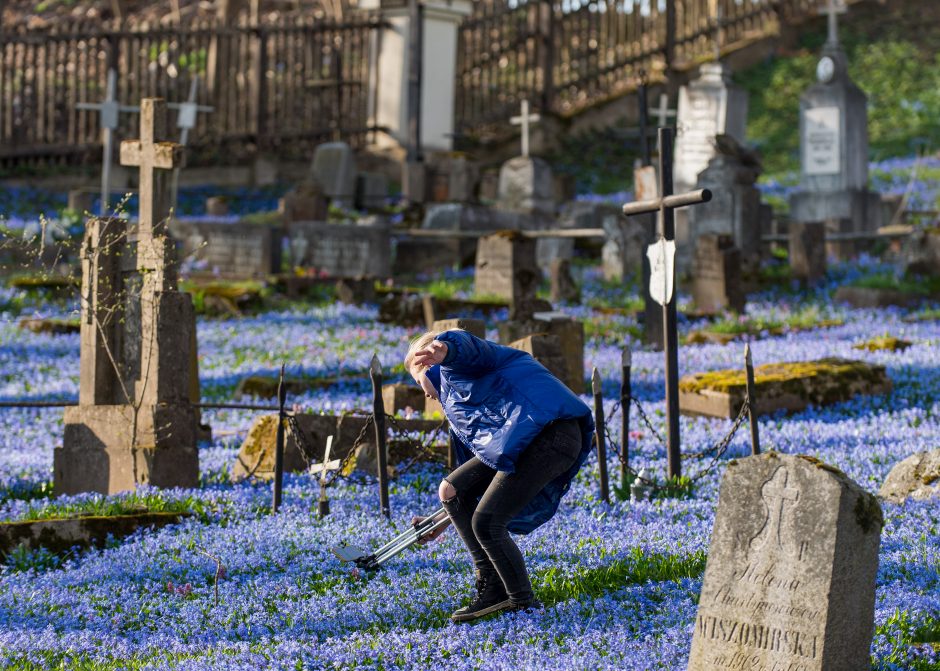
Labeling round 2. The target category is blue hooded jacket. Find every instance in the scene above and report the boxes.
[424,330,595,534]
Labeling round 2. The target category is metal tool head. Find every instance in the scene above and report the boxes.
[332,544,368,563]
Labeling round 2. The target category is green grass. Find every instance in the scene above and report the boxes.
[13,491,218,523]
[876,611,940,670]
[850,273,940,296]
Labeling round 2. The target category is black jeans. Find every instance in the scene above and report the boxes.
[442,419,582,604]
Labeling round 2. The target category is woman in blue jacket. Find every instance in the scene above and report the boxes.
[405,329,595,622]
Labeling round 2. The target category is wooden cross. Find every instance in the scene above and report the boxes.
[168,77,214,213]
[309,435,342,487]
[649,94,677,129]
[75,68,139,214]
[821,0,847,46]
[510,99,541,158]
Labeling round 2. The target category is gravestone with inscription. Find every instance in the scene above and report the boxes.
[288,219,391,278]
[691,234,744,315]
[688,452,882,671]
[788,2,881,236]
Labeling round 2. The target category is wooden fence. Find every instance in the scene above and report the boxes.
[0,15,384,169]
[455,0,828,137]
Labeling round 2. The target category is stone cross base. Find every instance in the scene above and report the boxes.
[56,404,199,495]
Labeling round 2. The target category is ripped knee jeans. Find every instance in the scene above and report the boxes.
[441,419,581,604]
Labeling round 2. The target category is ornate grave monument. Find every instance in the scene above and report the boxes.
[55,99,199,495]
[788,0,882,242]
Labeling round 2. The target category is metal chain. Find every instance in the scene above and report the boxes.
[682,396,751,461]
[631,396,667,448]
[384,414,449,476]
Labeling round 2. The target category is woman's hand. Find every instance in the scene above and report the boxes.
[412,340,448,368]
[411,515,450,544]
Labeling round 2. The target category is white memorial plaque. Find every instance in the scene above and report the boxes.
[647,238,676,307]
[803,106,841,176]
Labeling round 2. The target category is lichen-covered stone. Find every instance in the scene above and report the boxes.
[879,450,940,504]
[852,336,912,352]
[679,357,892,419]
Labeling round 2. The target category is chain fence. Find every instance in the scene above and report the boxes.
[600,393,753,494]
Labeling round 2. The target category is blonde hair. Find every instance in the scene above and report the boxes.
[404,330,443,375]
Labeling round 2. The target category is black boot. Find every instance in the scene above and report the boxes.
[450,570,511,623]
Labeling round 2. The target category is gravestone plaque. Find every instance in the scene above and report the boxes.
[688,452,882,671]
[289,220,391,278]
[310,142,357,207]
[173,221,281,278]
[691,234,744,315]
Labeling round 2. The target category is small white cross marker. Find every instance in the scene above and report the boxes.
[167,76,214,211]
[309,435,342,487]
[649,94,677,129]
[509,99,541,158]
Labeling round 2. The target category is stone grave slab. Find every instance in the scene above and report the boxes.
[474,232,540,306]
[288,220,391,279]
[688,452,882,671]
[234,374,358,399]
[431,318,486,339]
[232,413,446,481]
[497,156,555,216]
[879,450,940,504]
[789,221,827,284]
[172,220,282,278]
[833,286,922,309]
[383,383,426,417]
[691,234,745,315]
[679,358,892,419]
[18,317,80,335]
[279,180,328,223]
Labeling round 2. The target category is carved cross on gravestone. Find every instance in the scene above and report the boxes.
[821,0,847,46]
[168,76,214,213]
[510,99,541,158]
[749,466,800,555]
[75,68,140,214]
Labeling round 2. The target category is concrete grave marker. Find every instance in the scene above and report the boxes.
[288,220,391,278]
[173,220,281,278]
[56,99,199,495]
[691,233,745,315]
[474,233,540,308]
[310,142,357,207]
[789,221,827,284]
[688,452,882,671]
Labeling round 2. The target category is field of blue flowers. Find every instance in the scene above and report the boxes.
[0,257,937,671]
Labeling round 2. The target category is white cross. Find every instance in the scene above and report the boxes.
[510,99,541,158]
[820,0,847,46]
[167,76,214,213]
[75,68,139,215]
[309,435,342,488]
[649,94,677,129]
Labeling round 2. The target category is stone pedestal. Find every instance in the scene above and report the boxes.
[689,154,762,258]
[499,311,584,393]
[508,334,567,384]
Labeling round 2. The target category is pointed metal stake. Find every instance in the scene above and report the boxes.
[620,347,632,487]
[592,367,610,503]
[745,343,761,455]
[370,354,390,518]
[273,363,287,513]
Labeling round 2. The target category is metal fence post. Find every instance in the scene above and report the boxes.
[370,354,391,518]
[592,367,610,504]
[272,364,287,513]
[620,347,632,488]
[745,343,761,456]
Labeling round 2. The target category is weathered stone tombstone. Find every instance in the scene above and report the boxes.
[549,258,580,304]
[310,142,357,207]
[497,101,555,217]
[279,180,329,223]
[879,450,940,503]
[688,136,764,264]
[172,220,282,278]
[500,311,584,393]
[788,1,882,247]
[355,172,390,211]
[688,452,882,671]
[789,221,827,284]
[55,98,199,495]
[431,318,486,339]
[474,232,541,308]
[288,220,391,278]
[691,233,745,315]
[508,333,567,384]
[602,212,647,282]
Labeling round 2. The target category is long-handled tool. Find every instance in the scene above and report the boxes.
[332,507,449,570]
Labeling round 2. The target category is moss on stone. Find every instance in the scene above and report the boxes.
[853,336,913,352]
[679,358,889,409]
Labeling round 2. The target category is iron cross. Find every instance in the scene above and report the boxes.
[75,68,139,215]
[168,76,214,213]
[649,94,677,129]
[510,99,541,158]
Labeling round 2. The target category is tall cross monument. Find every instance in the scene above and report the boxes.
[55,98,200,495]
